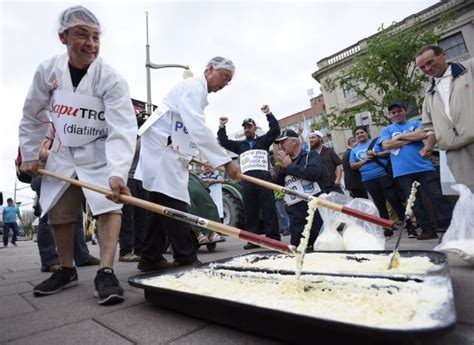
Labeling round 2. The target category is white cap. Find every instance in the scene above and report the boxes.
[58,5,101,33]
[206,56,235,75]
[310,130,325,138]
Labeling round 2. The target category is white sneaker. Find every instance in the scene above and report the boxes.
[119,252,141,262]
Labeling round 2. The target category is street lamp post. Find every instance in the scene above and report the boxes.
[145,12,192,115]
[13,176,31,204]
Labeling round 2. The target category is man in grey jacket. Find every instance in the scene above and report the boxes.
[416,44,474,192]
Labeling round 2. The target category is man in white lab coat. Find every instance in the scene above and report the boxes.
[135,57,241,271]
[19,6,137,305]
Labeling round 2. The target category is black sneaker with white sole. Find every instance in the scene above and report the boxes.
[33,267,78,296]
[94,267,124,305]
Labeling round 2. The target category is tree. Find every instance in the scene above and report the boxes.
[323,14,454,128]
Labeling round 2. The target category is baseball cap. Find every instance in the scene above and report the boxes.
[274,129,299,143]
[387,100,407,111]
[242,118,256,126]
[310,130,325,138]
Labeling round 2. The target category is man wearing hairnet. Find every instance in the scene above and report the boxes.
[19,6,137,305]
[135,57,241,271]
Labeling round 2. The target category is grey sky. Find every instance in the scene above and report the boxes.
[0,0,438,208]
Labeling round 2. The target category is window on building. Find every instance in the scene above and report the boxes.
[439,32,468,60]
[342,79,359,102]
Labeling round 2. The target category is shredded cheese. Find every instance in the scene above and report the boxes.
[295,199,319,279]
[215,252,440,275]
[143,268,450,329]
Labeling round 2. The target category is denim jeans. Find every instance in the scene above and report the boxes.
[31,176,93,269]
[36,210,93,269]
[275,199,290,232]
[396,171,453,232]
[3,222,18,246]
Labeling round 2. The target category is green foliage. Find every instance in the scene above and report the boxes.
[323,14,455,129]
[311,113,330,130]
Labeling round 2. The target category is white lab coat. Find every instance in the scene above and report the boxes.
[19,53,137,215]
[135,74,230,204]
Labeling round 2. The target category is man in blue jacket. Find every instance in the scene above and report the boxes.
[273,129,324,248]
[218,105,280,249]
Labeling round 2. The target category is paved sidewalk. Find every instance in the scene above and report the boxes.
[0,233,473,344]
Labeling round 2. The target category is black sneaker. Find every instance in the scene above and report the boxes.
[94,268,124,305]
[417,231,438,240]
[384,229,394,237]
[407,229,418,239]
[243,242,261,250]
[33,267,78,296]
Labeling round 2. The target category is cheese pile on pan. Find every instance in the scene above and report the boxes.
[145,268,449,329]
[214,252,440,275]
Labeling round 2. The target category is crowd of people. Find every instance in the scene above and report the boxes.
[12,5,472,307]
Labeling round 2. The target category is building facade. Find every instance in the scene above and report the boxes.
[277,94,327,132]
[312,0,474,154]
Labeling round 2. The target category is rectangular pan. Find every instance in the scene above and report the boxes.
[129,250,455,344]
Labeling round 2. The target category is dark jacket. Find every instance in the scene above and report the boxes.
[217,113,280,179]
[274,149,324,191]
[342,148,365,190]
[318,146,342,190]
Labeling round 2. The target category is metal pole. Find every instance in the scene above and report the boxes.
[145,12,191,115]
[13,176,17,204]
[145,12,153,116]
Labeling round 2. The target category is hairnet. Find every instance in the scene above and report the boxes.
[206,56,235,74]
[58,6,101,33]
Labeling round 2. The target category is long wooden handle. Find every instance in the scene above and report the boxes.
[37,169,296,255]
[194,159,394,229]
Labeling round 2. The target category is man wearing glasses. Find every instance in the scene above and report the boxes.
[135,57,241,271]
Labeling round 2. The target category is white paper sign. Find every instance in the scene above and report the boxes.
[170,113,198,157]
[284,175,321,206]
[240,149,268,173]
[50,90,107,147]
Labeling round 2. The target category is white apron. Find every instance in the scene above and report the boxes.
[135,74,231,204]
[21,54,136,217]
[284,175,321,206]
[41,90,123,216]
[139,105,198,160]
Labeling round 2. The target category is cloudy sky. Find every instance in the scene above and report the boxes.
[1,0,437,208]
